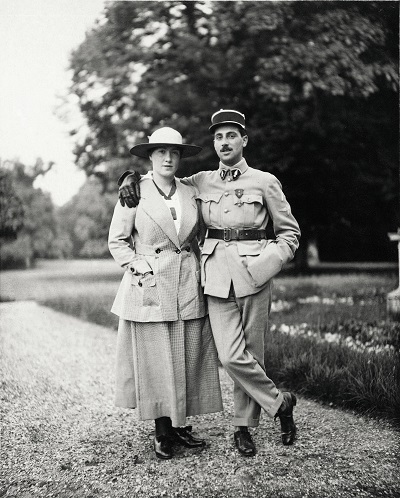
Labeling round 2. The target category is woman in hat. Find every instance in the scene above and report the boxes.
[108,127,222,460]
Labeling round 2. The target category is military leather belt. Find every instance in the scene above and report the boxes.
[207,228,267,242]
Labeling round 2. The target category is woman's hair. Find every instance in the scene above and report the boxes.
[148,146,183,159]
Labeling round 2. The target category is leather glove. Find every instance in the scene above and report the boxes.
[118,170,141,208]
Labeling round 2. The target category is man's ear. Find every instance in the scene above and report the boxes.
[242,135,248,147]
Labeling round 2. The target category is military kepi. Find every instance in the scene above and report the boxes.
[209,109,246,134]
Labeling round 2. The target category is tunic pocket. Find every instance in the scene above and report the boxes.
[239,194,263,227]
[196,193,223,226]
[246,242,283,287]
[200,239,219,287]
[131,273,160,307]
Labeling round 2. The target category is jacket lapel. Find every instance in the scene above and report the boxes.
[140,179,180,247]
[176,180,198,246]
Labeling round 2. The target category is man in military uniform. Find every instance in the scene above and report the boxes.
[118,110,301,456]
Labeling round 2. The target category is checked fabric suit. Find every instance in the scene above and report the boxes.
[109,178,206,323]
[108,178,223,425]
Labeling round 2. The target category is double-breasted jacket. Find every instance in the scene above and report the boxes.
[108,179,206,322]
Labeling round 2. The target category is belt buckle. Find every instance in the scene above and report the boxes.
[223,228,240,241]
[223,228,231,242]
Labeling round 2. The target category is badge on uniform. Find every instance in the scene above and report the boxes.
[235,189,244,207]
[231,169,241,181]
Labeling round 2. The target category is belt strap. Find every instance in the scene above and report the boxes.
[207,228,267,242]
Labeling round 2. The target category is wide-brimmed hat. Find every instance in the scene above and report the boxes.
[129,127,202,158]
[209,109,246,134]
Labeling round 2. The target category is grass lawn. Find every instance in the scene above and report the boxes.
[1,259,398,422]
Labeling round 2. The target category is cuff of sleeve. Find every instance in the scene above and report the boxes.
[117,170,135,187]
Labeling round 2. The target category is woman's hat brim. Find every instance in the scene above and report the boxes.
[130,143,202,158]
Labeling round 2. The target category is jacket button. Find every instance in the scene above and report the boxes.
[155,248,161,254]
[185,246,190,252]
[175,249,181,254]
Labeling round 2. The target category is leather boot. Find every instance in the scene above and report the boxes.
[154,435,173,460]
[154,417,174,459]
[275,392,297,445]
[234,428,256,457]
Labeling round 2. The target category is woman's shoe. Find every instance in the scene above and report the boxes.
[154,435,173,459]
[172,426,206,448]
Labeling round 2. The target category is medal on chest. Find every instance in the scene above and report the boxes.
[235,189,244,207]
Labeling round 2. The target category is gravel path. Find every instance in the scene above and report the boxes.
[1,301,399,498]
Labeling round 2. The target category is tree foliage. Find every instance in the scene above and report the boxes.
[68,1,399,262]
[0,166,24,238]
[0,160,69,269]
[57,178,116,258]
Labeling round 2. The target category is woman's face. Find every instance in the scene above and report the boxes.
[149,146,181,181]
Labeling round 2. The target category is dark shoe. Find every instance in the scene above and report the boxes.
[275,392,297,445]
[154,435,173,460]
[172,426,206,448]
[234,430,256,457]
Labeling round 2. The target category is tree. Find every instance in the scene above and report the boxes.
[0,163,24,238]
[57,177,116,258]
[67,1,399,264]
[0,160,69,269]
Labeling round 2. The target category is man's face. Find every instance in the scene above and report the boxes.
[213,125,248,166]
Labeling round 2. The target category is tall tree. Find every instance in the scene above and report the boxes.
[68,1,399,263]
[0,164,24,238]
[0,160,68,269]
[57,178,116,258]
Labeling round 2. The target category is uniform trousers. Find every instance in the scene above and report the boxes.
[207,282,283,427]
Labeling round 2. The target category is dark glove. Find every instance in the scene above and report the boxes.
[118,170,141,208]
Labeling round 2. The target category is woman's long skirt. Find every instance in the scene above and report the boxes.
[114,316,223,427]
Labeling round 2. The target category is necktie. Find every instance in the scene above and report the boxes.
[153,180,176,199]
[220,169,241,181]
[153,180,177,219]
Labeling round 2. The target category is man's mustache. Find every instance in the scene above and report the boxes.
[220,146,232,152]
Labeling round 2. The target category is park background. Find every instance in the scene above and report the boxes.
[0,2,399,497]
[0,0,398,270]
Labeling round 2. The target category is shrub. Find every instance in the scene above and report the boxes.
[265,330,400,423]
[0,234,33,269]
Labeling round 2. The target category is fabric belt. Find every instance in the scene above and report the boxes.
[206,228,267,242]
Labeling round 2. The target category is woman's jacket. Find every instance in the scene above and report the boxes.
[108,178,206,322]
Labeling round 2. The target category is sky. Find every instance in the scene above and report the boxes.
[0,0,108,205]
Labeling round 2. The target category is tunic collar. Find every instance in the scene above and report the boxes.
[218,158,249,175]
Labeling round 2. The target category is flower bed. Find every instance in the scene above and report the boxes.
[272,320,399,354]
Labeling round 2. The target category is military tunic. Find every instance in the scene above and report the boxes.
[185,158,300,298]
[182,158,301,426]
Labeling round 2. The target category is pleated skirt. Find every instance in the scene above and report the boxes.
[114,316,223,427]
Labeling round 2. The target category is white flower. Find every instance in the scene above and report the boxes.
[279,324,290,334]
